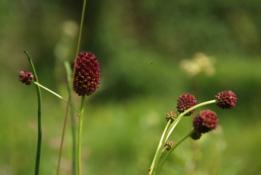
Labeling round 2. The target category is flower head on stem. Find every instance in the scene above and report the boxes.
[177,94,197,116]
[18,70,34,85]
[72,52,100,96]
[193,110,218,134]
[215,90,237,109]
[166,111,178,123]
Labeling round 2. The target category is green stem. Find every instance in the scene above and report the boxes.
[33,82,67,102]
[56,99,70,175]
[72,0,87,79]
[64,62,77,175]
[157,130,195,174]
[56,63,78,175]
[24,50,42,175]
[148,120,171,175]
[73,1,87,174]
[78,95,86,175]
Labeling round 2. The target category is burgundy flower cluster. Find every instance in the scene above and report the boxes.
[72,52,100,96]
[215,90,237,109]
[193,110,218,133]
[18,70,34,85]
[176,94,197,116]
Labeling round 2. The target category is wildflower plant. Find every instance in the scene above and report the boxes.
[148,90,237,175]
[16,1,238,175]
[17,1,98,175]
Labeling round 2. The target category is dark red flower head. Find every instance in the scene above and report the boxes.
[177,94,197,116]
[18,70,34,85]
[72,52,100,96]
[193,110,218,133]
[215,90,237,109]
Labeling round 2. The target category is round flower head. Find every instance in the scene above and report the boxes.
[177,94,197,116]
[193,110,218,133]
[19,70,34,85]
[166,111,178,123]
[215,90,237,109]
[72,52,100,96]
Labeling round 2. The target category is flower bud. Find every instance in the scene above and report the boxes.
[166,111,178,123]
[165,141,175,151]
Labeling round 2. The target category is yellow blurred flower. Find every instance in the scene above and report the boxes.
[180,52,215,77]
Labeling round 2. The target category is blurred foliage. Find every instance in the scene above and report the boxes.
[0,0,261,174]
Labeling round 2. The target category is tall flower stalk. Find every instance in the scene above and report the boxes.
[23,50,42,175]
[56,0,87,174]
[72,52,101,175]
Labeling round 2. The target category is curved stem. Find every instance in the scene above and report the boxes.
[165,100,216,142]
[148,120,171,175]
[78,95,86,175]
[24,50,42,175]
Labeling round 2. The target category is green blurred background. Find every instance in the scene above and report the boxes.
[1,0,261,174]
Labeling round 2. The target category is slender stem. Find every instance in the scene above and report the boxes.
[64,62,77,175]
[56,99,70,175]
[148,120,171,175]
[33,82,67,102]
[24,50,42,175]
[72,0,87,79]
[157,130,195,174]
[78,95,86,175]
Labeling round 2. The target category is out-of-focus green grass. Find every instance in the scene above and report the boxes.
[1,54,261,175]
